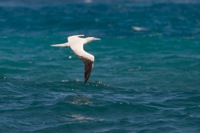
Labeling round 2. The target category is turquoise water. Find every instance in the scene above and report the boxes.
[1,0,200,132]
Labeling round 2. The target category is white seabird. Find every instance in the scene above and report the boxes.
[51,35,100,83]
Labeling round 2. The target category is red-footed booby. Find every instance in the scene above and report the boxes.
[51,35,100,83]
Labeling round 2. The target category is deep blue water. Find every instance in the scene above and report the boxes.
[1,0,200,132]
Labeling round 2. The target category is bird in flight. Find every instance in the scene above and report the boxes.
[51,35,100,83]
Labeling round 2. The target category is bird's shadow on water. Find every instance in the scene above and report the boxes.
[40,79,122,108]
[1,76,121,108]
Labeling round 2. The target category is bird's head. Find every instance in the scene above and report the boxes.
[85,37,101,44]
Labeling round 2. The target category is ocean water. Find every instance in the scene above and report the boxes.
[1,0,200,132]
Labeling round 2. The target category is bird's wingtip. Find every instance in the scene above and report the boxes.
[84,80,88,84]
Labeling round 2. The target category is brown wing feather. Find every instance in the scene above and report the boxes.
[84,59,94,83]
[77,56,94,83]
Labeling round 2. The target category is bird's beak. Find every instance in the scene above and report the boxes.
[51,43,69,47]
[93,37,101,41]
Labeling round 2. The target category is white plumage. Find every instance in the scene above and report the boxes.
[51,35,100,83]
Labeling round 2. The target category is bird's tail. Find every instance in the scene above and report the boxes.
[51,43,69,47]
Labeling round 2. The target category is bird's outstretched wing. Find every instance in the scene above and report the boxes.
[67,34,95,83]
[73,47,94,83]
[77,55,94,83]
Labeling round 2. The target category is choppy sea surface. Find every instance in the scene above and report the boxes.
[1,0,200,132]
